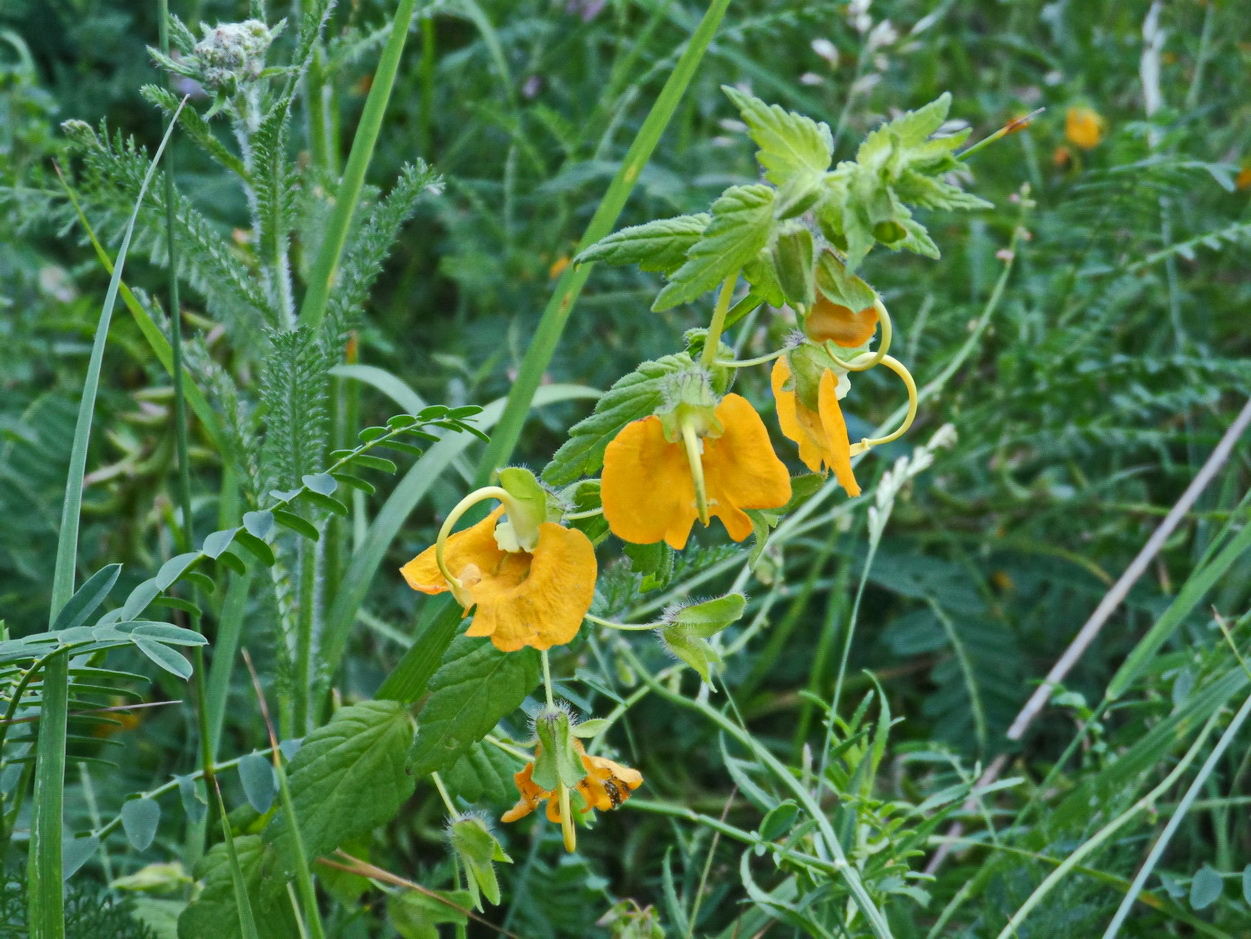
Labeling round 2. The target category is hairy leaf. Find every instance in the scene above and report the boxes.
[575,213,710,274]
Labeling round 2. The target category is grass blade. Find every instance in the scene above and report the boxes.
[33,97,187,939]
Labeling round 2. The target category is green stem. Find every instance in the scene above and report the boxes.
[540,651,555,709]
[584,612,658,632]
[299,0,418,329]
[699,274,738,369]
[473,0,732,485]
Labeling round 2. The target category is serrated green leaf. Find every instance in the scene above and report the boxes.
[575,213,710,274]
[407,636,541,778]
[542,352,692,487]
[722,86,832,190]
[858,93,952,169]
[654,185,775,310]
[390,888,472,938]
[121,797,160,851]
[265,701,416,888]
[624,541,675,593]
[443,741,518,805]
[178,835,292,939]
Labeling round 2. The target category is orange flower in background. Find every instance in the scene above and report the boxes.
[501,742,643,824]
[1064,106,1105,150]
[771,357,860,497]
[601,394,792,550]
[401,507,596,652]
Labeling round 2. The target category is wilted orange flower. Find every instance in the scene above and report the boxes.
[805,295,879,347]
[771,358,860,497]
[501,741,643,824]
[1064,106,1105,150]
[601,394,792,550]
[1236,166,1251,191]
[401,507,596,652]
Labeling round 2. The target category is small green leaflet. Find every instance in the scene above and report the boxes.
[653,184,776,311]
[542,352,693,487]
[816,251,877,312]
[857,93,952,170]
[575,213,709,274]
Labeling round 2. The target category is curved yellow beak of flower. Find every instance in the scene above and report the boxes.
[400,507,597,653]
[771,357,860,497]
[1064,106,1105,150]
[501,741,643,825]
[601,393,792,550]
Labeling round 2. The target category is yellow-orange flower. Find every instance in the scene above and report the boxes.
[771,357,860,497]
[601,394,792,550]
[1065,106,1105,150]
[804,295,879,348]
[501,742,643,824]
[400,507,596,652]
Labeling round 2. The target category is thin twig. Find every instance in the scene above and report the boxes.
[926,396,1251,873]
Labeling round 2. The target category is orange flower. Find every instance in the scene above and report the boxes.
[601,394,792,550]
[771,357,860,497]
[400,507,596,652]
[501,742,643,824]
[804,295,879,348]
[1064,106,1105,150]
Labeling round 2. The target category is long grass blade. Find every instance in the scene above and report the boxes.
[472,0,732,484]
[32,97,187,939]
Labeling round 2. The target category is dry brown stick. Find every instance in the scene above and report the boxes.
[926,396,1251,874]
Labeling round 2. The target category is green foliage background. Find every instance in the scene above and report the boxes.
[1,0,1250,935]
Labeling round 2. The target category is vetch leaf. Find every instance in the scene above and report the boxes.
[155,552,200,590]
[238,752,277,814]
[242,511,274,540]
[350,454,398,474]
[52,564,121,632]
[121,797,161,851]
[134,638,192,680]
[408,636,541,778]
[201,528,238,559]
[233,531,276,566]
[272,509,320,541]
[1190,864,1223,910]
[575,213,710,274]
[62,834,100,879]
[301,472,338,496]
[654,185,776,310]
[302,491,350,516]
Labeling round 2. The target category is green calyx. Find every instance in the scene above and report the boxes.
[532,707,583,792]
[784,342,851,413]
[494,467,549,553]
[656,368,722,443]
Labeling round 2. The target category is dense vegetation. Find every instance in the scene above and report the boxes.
[1,1,1249,936]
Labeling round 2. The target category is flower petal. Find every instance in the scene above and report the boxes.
[466,522,597,652]
[805,295,879,347]
[771,358,827,473]
[400,507,506,595]
[602,416,699,549]
[501,762,545,823]
[817,369,860,497]
[702,394,792,541]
